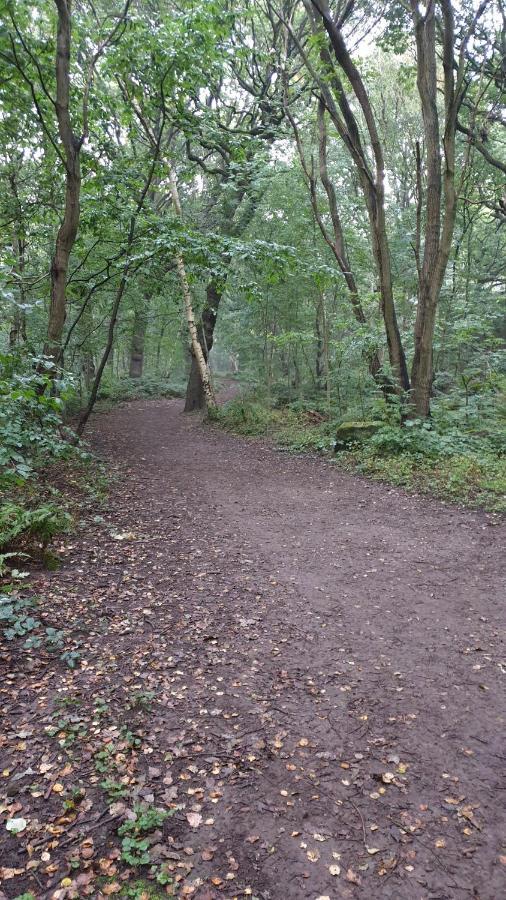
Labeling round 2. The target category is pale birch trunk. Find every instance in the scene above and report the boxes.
[167,164,216,409]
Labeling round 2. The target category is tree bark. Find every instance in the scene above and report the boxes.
[42,0,81,371]
[129,307,147,378]
[301,2,411,394]
[168,164,216,410]
[409,0,465,415]
[184,280,221,411]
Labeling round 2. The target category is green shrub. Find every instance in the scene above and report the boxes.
[97,375,184,403]
[0,350,77,485]
[0,501,71,553]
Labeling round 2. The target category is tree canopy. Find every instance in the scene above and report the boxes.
[0,0,504,488]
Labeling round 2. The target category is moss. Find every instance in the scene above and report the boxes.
[334,421,382,450]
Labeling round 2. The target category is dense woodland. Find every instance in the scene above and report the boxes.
[1,5,506,899]
[0,0,505,537]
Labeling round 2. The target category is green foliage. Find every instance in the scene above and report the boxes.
[0,351,77,485]
[111,880,169,899]
[343,445,505,511]
[216,395,506,511]
[212,398,285,435]
[97,375,185,403]
[0,593,40,642]
[100,778,129,801]
[118,804,171,867]
[0,590,80,660]
[129,690,155,711]
[0,500,71,553]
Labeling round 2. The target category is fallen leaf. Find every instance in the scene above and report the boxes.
[5,818,27,834]
[186,812,202,828]
[0,867,24,879]
[346,868,361,884]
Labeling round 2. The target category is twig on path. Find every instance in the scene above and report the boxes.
[44,774,61,800]
[348,797,368,848]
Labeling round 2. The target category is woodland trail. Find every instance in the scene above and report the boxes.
[2,398,506,900]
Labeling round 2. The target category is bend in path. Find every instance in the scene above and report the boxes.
[85,398,505,900]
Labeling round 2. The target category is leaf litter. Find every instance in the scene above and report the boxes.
[0,398,504,898]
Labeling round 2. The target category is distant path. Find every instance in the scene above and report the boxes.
[2,397,504,899]
[88,398,505,899]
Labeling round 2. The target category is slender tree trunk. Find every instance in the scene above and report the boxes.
[371,208,411,393]
[77,271,128,435]
[76,98,166,434]
[10,233,27,347]
[184,280,221,411]
[315,295,324,387]
[155,320,167,373]
[42,0,81,371]
[290,18,409,395]
[129,307,147,378]
[307,4,410,394]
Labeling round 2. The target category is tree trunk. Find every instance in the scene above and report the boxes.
[184,280,221,411]
[168,164,215,410]
[409,0,461,416]
[185,355,206,412]
[42,0,81,372]
[77,270,128,435]
[411,284,437,416]
[9,231,27,347]
[129,307,147,377]
[298,15,410,394]
[315,300,324,386]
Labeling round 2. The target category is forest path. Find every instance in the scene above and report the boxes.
[87,399,505,900]
[2,398,505,900]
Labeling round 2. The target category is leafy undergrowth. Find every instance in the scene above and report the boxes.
[213,396,506,512]
[95,375,186,407]
[0,348,115,566]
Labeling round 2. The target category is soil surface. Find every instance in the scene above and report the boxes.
[1,398,505,900]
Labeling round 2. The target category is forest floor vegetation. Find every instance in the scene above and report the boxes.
[1,397,505,899]
[213,394,506,513]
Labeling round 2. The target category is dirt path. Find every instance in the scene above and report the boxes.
[1,398,505,900]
